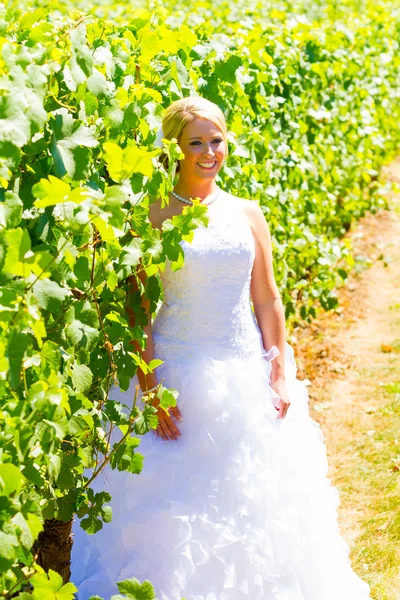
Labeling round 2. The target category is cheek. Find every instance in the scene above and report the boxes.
[181,146,200,162]
[218,144,227,161]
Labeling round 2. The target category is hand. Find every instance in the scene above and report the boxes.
[270,378,290,419]
[154,404,183,441]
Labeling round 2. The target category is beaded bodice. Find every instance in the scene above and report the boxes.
[152,192,266,361]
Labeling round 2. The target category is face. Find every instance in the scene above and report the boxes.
[177,117,227,182]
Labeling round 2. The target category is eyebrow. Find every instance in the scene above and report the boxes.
[188,135,222,140]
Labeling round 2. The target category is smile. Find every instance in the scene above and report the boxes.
[198,161,217,169]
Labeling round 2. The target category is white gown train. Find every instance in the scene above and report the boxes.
[71,192,371,600]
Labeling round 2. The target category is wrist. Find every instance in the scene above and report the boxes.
[271,374,285,385]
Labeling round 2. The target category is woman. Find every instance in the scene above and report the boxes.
[71,96,371,599]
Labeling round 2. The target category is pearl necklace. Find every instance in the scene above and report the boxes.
[171,187,221,206]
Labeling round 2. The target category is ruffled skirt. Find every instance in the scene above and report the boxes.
[71,343,371,600]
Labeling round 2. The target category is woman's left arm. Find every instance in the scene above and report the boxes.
[244,201,290,418]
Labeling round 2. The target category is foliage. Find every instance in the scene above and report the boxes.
[0,0,399,596]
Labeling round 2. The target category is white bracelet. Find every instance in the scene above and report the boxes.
[142,384,159,394]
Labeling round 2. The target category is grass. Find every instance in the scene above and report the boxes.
[332,337,400,599]
[294,179,400,599]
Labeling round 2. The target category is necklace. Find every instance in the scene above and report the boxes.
[170,187,221,206]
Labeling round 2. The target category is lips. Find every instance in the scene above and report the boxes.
[197,161,217,169]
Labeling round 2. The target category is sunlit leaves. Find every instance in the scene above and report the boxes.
[3,228,52,279]
[0,0,399,597]
[30,568,77,600]
[0,192,23,228]
[71,363,93,394]
[33,280,71,313]
[0,464,24,497]
[50,108,98,179]
[32,176,93,208]
[113,577,157,600]
[79,490,113,534]
[103,142,159,182]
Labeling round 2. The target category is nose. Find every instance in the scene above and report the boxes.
[201,143,214,157]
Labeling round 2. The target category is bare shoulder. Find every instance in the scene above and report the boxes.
[225,194,267,231]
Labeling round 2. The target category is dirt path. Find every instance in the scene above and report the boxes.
[292,158,400,600]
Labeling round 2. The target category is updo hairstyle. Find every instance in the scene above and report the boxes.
[160,96,228,172]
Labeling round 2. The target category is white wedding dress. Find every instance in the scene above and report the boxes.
[71,191,371,600]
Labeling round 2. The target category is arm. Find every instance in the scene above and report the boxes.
[126,263,158,393]
[245,202,286,385]
[125,262,182,439]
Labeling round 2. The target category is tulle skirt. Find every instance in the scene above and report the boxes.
[71,342,371,600]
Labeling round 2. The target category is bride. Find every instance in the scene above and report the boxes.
[71,96,372,599]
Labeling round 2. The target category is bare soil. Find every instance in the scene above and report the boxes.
[291,157,400,599]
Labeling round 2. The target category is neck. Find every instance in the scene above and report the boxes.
[173,177,219,202]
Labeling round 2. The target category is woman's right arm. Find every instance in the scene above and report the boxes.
[126,265,157,393]
[125,264,182,440]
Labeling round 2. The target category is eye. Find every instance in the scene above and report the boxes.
[189,139,223,146]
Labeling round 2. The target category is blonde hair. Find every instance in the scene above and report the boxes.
[161,96,228,171]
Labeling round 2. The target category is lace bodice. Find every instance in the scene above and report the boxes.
[152,192,266,361]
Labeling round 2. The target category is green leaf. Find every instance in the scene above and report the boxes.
[0,531,18,561]
[80,514,103,535]
[103,142,124,182]
[103,142,158,183]
[0,142,22,186]
[92,214,121,243]
[3,226,30,272]
[110,439,144,474]
[0,191,23,228]
[169,57,185,91]
[50,109,98,178]
[102,505,112,523]
[117,238,143,275]
[0,111,31,148]
[159,388,178,412]
[107,269,119,291]
[65,317,99,351]
[43,417,67,440]
[214,54,243,83]
[78,446,94,469]
[32,175,71,207]
[48,453,61,482]
[26,513,43,542]
[21,460,45,488]
[71,363,93,393]
[115,577,157,599]
[0,463,24,496]
[0,287,19,310]
[7,328,30,389]
[68,413,94,437]
[3,226,52,278]
[33,279,71,313]
[87,68,108,97]
[147,359,163,371]
[70,30,93,77]
[31,568,77,599]
[11,512,33,550]
[58,454,82,491]
[125,146,156,179]
[32,176,92,208]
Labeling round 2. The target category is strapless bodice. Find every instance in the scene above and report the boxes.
[152,192,266,361]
